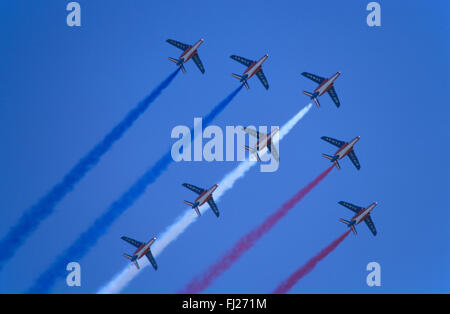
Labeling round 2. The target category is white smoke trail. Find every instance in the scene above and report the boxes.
[98,103,312,294]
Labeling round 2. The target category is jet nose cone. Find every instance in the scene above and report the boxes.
[375,202,378,205]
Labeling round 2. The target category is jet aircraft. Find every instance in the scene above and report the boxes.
[242,126,279,162]
[183,183,220,217]
[301,72,341,107]
[167,38,205,74]
[121,236,157,270]
[338,201,378,236]
[230,54,269,90]
[321,136,361,170]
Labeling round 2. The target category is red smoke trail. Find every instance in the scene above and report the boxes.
[180,166,334,293]
[273,230,351,294]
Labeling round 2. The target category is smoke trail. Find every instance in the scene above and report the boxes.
[180,165,334,293]
[273,230,351,294]
[98,103,313,294]
[26,85,244,293]
[0,68,181,269]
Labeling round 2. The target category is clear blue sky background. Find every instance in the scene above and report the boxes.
[0,0,448,293]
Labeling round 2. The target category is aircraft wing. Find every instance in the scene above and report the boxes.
[301,72,325,84]
[121,236,143,248]
[327,86,341,108]
[145,251,158,270]
[256,69,269,90]
[182,183,205,195]
[338,201,363,213]
[347,150,361,170]
[321,136,346,148]
[166,39,190,51]
[207,198,220,217]
[242,127,260,138]
[230,55,254,67]
[364,215,377,236]
[268,143,280,162]
[192,53,205,74]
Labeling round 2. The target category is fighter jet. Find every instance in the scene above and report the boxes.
[321,136,360,170]
[242,126,279,162]
[121,236,157,270]
[230,54,269,90]
[183,183,219,217]
[301,72,341,108]
[338,201,378,236]
[167,38,205,74]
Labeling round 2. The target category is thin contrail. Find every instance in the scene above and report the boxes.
[0,68,181,269]
[99,103,313,294]
[273,230,351,294]
[26,85,243,293]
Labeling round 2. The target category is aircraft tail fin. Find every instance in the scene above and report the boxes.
[302,91,320,107]
[244,146,261,162]
[322,154,340,170]
[232,73,243,80]
[338,218,357,235]
[313,97,320,107]
[302,90,313,97]
[232,73,249,89]
[122,253,133,260]
[168,57,186,73]
[184,200,201,216]
[244,145,256,153]
[334,160,341,170]
[122,254,140,269]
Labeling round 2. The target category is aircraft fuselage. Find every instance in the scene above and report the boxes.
[243,54,268,79]
[334,136,360,160]
[180,39,204,62]
[315,72,341,96]
[351,202,378,225]
[254,128,279,151]
[133,238,156,259]
[195,184,218,206]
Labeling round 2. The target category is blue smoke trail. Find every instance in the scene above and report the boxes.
[27,84,244,293]
[0,68,181,269]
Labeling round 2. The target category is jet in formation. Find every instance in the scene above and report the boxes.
[167,38,205,74]
[121,236,158,270]
[321,136,361,170]
[302,72,341,108]
[230,54,269,90]
[183,183,220,217]
[338,201,378,236]
[242,126,279,162]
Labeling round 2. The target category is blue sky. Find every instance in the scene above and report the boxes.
[0,0,448,293]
